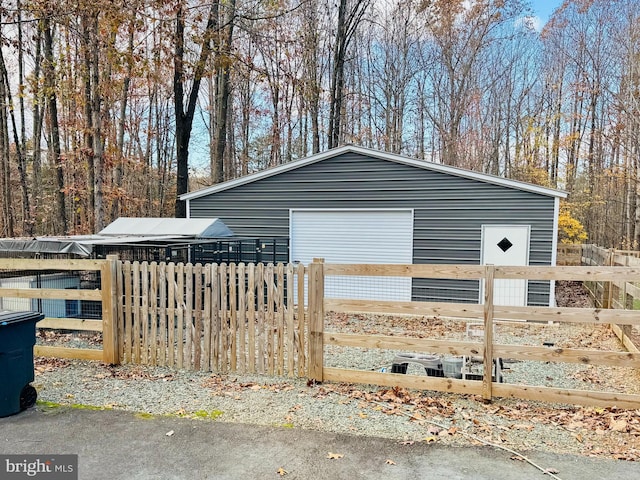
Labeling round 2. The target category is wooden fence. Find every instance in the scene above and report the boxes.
[308,259,640,409]
[117,261,308,377]
[0,257,118,363]
[4,254,640,408]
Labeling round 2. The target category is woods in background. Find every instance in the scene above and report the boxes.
[0,0,638,248]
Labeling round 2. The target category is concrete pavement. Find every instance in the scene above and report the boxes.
[1,407,638,479]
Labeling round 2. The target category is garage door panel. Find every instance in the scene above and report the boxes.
[291,210,413,301]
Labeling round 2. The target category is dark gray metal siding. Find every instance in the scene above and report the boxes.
[189,152,556,305]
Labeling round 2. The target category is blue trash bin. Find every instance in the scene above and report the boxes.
[0,311,44,417]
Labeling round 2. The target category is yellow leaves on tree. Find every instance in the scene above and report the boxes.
[558,203,587,244]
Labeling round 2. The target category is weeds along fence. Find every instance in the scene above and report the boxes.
[117,261,307,377]
[0,257,118,363]
[308,260,640,409]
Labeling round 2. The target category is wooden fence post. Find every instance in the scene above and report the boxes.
[102,255,120,364]
[604,248,614,309]
[308,258,325,383]
[482,265,495,403]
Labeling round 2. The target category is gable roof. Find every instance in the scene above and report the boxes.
[180,145,567,201]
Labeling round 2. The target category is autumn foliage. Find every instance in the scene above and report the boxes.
[0,0,638,249]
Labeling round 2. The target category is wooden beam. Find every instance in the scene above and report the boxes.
[37,318,103,332]
[34,346,103,361]
[323,368,640,408]
[482,265,495,402]
[493,344,640,367]
[308,259,325,382]
[324,263,486,278]
[495,265,640,281]
[325,332,483,356]
[0,258,104,271]
[0,287,102,301]
[325,298,640,326]
[324,298,484,318]
[611,324,640,354]
[491,383,640,410]
[101,255,119,364]
[492,305,640,325]
[323,367,483,396]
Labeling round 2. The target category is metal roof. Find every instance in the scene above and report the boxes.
[0,218,234,257]
[180,145,567,201]
[98,217,233,238]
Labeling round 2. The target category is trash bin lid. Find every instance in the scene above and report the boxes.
[0,311,45,326]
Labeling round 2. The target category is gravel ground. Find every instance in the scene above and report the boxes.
[31,281,640,462]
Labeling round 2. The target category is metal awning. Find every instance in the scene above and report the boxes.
[98,217,233,238]
[0,218,234,257]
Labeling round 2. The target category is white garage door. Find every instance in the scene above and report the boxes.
[290,209,414,301]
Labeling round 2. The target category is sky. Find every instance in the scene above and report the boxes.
[530,0,564,29]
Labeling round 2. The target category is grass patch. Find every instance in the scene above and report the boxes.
[134,412,155,419]
[278,423,295,429]
[70,403,108,411]
[193,409,224,420]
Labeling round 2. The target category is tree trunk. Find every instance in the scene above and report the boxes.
[90,14,105,231]
[211,0,235,184]
[43,17,68,234]
[174,1,219,217]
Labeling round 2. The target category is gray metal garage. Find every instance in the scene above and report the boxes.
[181,145,567,306]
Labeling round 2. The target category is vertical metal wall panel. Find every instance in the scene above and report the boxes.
[188,152,558,305]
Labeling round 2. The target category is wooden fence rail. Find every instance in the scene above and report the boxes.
[117,261,308,377]
[0,257,118,363]
[309,260,640,409]
[3,252,640,408]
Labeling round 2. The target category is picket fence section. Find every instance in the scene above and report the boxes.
[117,261,307,377]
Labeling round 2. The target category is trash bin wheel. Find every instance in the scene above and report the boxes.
[19,384,37,410]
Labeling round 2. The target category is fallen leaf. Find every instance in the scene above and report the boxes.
[544,468,560,474]
[399,440,414,445]
[358,412,368,419]
[276,467,288,476]
[510,455,524,461]
[327,452,344,459]
[385,459,396,465]
[166,430,174,437]
[610,420,628,432]
[512,424,534,431]
[423,436,437,443]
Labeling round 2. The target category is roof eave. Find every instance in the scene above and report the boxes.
[180,145,567,200]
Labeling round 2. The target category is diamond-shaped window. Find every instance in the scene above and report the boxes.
[497,237,513,252]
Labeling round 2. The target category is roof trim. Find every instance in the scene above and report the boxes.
[180,145,567,200]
